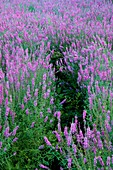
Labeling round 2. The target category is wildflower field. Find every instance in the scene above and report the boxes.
[1,0,113,169]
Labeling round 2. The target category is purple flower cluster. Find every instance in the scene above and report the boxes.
[1,0,113,169]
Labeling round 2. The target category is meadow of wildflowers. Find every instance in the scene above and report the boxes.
[1,0,113,169]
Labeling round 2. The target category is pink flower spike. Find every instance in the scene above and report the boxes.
[44,137,52,146]
[68,158,72,169]
[12,137,18,143]
[57,111,61,121]
[0,70,4,80]
[0,142,2,149]
[83,110,86,120]
[31,122,35,128]
[0,84,4,105]
[39,164,49,169]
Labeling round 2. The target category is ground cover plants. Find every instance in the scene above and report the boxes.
[1,0,113,169]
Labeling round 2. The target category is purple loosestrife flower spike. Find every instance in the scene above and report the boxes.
[0,142,2,149]
[12,137,18,143]
[60,167,63,170]
[44,116,48,122]
[68,158,72,169]
[12,126,19,136]
[60,147,63,154]
[106,156,111,166]
[34,100,37,106]
[84,158,87,164]
[53,131,61,142]
[83,110,86,120]
[39,164,49,169]
[67,135,72,146]
[58,122,61,132]
[44,137,52,146]
[112,155,113,164]
[4,127,10,138]
[13,152,16,156]
[34,89,38,97]
[98,156,104,166]
[60,99,66,105]
[64,127,68,138]
[83,137,89,149]
[31,122,35,128]
[21,104,24,110]
[38,145,44,150]
[94,157,97,166]
[70,123,76,134]
[25,109,29,115]
[47,108,51,113]
[57,111,61,121]
[0,125,2,131]
[0,70,4,80]
[54,112,57,117]
[72,144,77,154]
[40,112,43,118]
[0,84,4,105]
[86,127,92,139]
[50,97,54,104]
[97,139,103,149]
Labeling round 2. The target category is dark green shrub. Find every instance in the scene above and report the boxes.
[49,45,89,131]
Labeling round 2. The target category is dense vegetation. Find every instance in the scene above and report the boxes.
[1,0,113,169]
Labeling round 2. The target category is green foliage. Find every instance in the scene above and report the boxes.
[28,5,36,13]
[49,46,89,130]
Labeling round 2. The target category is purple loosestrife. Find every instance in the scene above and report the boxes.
[84,158,87,164]
[57,111,61,121]
[21,104,24,110]
[31,122,35,128]
[50,97,54,104]
[97,139,103,149]
[12,137,18,143]
[25,109,29,115]
[0,142,2,149]
[83,137,89,149]
[39,164,49,169]
[60,167,63,170]
[64,126,68,138]
[67,135,72,146]
[5,107,10,117]
[97,156,104,167]
[70,122,77,134]
[68,158,72,169]
[83,110,86,120]
[47,108,51,113]
[105,120,111,132]
[86,127,92,139]
[89,97,93,110]
[58,122,61,132]
[34,89,38,97]
[24,96,27,103]
[60,99,66,105]
[53,131,61,142]
[0,125,2,131]
[72,144,77,154]
[106,156,111,166]
[112,155,113,164]
[94,157,97,167]
[40,112,43,118]
[4,127,10,138]
[34,100,37,107]
[44,137,52,146]
[0,84,4,105]
[12,126,19,136]
[44,116,48,123]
